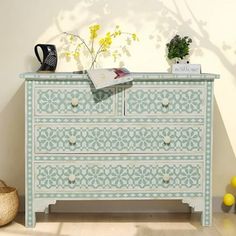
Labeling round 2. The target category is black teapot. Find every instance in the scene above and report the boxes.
[34,44,57,72]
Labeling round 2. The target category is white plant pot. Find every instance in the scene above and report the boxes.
[172,59,201,74]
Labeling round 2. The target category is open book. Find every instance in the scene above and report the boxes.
[87,68,133,89]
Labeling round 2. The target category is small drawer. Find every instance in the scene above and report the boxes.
[34,124,204,154]
[34,84,119,116]
[34,161,203,193]
[125,84,205,116]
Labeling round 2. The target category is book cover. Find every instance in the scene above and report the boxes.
[87,68,133,89]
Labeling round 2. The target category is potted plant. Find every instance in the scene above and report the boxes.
[166,34,192,64]
[166,35,201,74]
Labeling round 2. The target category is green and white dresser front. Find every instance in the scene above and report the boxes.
[22,72,219,227]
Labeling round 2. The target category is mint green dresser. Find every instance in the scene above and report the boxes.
[22,72,219,227]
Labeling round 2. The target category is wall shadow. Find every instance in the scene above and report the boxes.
[0,84,25,194]
[148,0,236,79]
[213,98,236,198]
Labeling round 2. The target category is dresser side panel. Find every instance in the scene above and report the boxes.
[25,81,35,227]
[202,81,214,226]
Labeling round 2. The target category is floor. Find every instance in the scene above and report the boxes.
[0,213,236,236]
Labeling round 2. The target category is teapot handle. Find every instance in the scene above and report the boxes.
[34,44,43,64]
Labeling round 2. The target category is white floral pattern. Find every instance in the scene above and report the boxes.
[126,88,203,114]
[35,163,202,190]
[36,88,114,115]
[36,126,203,153]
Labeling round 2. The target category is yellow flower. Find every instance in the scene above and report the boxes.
[63,25,139,68]
[64,52,71,58]
[132,33,138,41]
[89,24,100,40]
[114,30,121,37]
[99,38,105,46]
[99,32,113,51]
[69,35,74,42]
[105,33,112,44]
[73,51,79,58]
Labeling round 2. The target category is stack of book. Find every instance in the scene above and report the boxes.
[87,68,133,89]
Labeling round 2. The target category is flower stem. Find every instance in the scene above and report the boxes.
[90,32,117,69]
[63,32,95,63]
[89,42,106,69]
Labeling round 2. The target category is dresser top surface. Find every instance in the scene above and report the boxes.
[20,72,219,81]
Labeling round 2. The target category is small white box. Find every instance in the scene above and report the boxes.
[172,64,201,74]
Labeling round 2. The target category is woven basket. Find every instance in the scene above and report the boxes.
[0,180,19,226]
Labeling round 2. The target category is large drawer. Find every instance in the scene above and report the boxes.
[34,83,121,116]
[34,161,203,193]
[34,124,204,154]
[125,83,206,116]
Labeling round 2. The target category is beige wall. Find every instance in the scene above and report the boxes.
[0,0,236,198]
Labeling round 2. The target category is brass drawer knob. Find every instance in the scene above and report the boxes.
[69,136,76,145]
[162,98,170,107]
[163,136,171,145]
[163,174,170,183]
[71,98,79,107]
